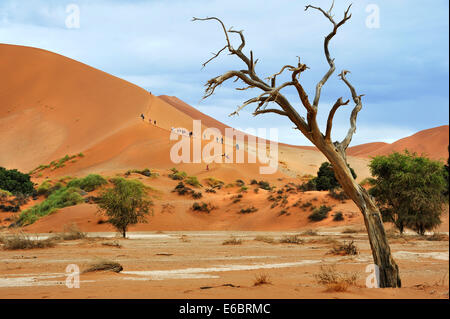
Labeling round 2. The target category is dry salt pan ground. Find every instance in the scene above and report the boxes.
[0,228,448,299]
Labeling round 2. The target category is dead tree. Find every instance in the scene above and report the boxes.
[193,2,401,288]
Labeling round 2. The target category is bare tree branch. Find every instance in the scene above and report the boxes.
[339,70,364,150]
[305,3,352,109]
[253,108,289,117]
[325,97,350,141]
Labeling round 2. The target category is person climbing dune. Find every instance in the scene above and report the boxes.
[140,113,145,120]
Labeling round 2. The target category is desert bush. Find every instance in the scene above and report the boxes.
[308,205,332,222]
[328,240,359,256]
[253,188,259,194]
[250,179,258,185]
[253,273,271,286]
[192,202,213,213]
[0,167,35,196]
[0,233,56,250]
[97,178,152,238]
[279,234,303,244]
[235,179,245,187]
[168,168,187,180]
[205,177,224,189]
[314,265,358,292]
[125,168,156,177]
[185,176,202,188]
[369,151,447,235]
[301,202,312,209]
[67,174,107,192]
[222,236,242,245]
[254,235,275,244]
[173,182,192,196]
[205,188,216,193]
[192,191,203,199]
[0,189,12,199]
[17,187,84,226]
[239,186,248,193]
[83,260,123,273]
[239,206,258,214]
[333,212,344,221]
[258,181,271,190]
[278,210,289,216]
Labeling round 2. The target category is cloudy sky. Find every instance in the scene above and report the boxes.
[1,0,448,146]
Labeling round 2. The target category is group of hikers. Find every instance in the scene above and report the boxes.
[141,113,242,171]
[141,113,156,126]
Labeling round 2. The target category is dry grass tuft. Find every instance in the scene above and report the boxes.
[101,240,121,248]
[314,265,358,292]
[253,273,272,286]
[0,233,57,250]
[83,260,123,273]
[56,224,86,241]
[301,229,318,236]
[328,240,359,256]
[279,234,303,244]
[254,235,275,244]
[222,236,242,245]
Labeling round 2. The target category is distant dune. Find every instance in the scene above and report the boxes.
[347,126,449,161]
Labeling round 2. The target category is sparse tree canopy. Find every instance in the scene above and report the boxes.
[193,1,402,287]
[97,178,152,238]
[369,151,447,235]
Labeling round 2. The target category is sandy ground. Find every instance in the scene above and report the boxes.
[0,228,448,299]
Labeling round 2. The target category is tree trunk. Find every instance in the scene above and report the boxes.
[318,142,402,288]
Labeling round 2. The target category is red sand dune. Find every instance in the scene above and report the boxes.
[347,126,449,161]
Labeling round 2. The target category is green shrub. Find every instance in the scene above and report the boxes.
[308,205,332,222]
[185,176,202,187]
[205,177,224,189]
[125,168,154,177]
[258,181,271,190]
[17,187,85,226]
[168,168,187,180]
[67,174,107,192]
[235,179,245,187]
[0,167,35,196]
[0,189,12,199]
[250,179,258,185]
